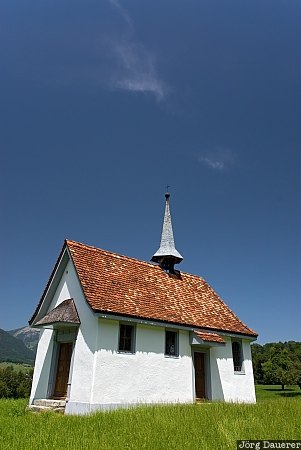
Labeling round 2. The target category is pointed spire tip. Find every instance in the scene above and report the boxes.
[151,190,183,269]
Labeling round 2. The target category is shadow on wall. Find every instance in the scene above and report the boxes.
[211,356,256,402]
[31,331,54,400]
[209,356,227,401]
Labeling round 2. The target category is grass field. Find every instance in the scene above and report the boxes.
[0,362,33,373]
[256,384,301,400]
[0,388,300,450]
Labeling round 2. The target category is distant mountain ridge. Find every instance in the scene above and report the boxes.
[8,326,39,353]
[0,329,36,365]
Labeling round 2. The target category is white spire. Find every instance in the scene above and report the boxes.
[151,192,183,271]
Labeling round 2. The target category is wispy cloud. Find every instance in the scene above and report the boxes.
[111,42,167,100]
[197,148,236,170]
[16,0,168,102]
[108,0,134,31]
[107,0,168,101]
[198,157,225,170]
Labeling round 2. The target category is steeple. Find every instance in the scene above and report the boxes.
[151,192,183,272]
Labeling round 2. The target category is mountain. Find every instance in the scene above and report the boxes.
[8,326,39,354]
[0,329,35,365]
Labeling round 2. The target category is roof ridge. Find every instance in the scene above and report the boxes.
[66,239,160,267]
[65,239,204,280]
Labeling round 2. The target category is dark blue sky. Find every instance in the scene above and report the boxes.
[1,0,300,343]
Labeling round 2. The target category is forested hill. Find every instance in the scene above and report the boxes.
[0,329,35,365]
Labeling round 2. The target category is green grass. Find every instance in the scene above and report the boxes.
[0,395,301,450]
[256,384,301,401]
[0,362,33,373]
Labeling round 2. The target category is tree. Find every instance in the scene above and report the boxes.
[0,365,33,398]
[251,341,301,388]
[0,380,10,398]
[251,343,265,384]
[262,347,301,390]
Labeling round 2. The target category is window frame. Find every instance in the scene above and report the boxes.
[232,339,244,373]
[165,329,179,357]
[118,323,136,353]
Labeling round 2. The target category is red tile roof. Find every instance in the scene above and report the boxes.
[194,331,225,343]
[62,240,257,337]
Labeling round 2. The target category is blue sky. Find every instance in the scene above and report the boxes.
[1,0,300,343]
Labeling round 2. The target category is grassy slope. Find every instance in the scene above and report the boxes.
[0,362,33,373]
[0,392,300,450]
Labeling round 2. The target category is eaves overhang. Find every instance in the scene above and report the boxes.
[33,298,80,329]
[94,310,257,340]
[32,322,80,330]
[190,331,225,347]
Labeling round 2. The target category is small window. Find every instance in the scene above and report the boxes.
[118,324,135,352]
[232,340,243,372]
[165,330,178,357]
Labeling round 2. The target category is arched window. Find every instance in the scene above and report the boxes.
[165,330,179,357]
[232,340,243,372]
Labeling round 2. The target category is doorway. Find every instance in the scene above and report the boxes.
[194,352,207,400]
[53,342,73,399]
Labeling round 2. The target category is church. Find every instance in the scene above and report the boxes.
[29,193,257,414]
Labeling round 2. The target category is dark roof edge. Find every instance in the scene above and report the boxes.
[29,241,68,325]
[94,309,258,338]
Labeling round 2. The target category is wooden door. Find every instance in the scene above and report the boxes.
[194,352,206,399]
[53,342,73,398]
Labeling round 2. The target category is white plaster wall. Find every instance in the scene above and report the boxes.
[90,320,194,407]
[30,259,98,406]
[56,260,98,405]
[210,338,256,403]
[29,328,53,403]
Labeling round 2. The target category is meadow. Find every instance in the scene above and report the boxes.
[0,362,32,373]
[0,386,300,450]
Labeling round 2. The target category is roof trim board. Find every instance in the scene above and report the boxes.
[29,245,70,325]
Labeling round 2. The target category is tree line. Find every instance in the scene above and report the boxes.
[251,341,301,389]
[0,365,33,398]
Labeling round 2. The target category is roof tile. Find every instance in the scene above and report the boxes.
[66,240,257,337]
[194,331,225,343]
